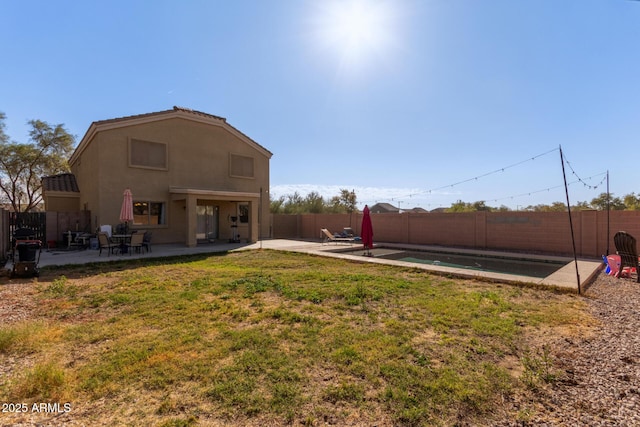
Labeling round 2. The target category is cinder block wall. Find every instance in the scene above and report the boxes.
[272,210,640,258]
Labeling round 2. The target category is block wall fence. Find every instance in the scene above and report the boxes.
[272,211,640,259]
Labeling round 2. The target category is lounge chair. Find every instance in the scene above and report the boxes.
[321,228,356,244]
[614,231,640,282]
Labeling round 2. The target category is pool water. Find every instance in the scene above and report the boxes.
[343,248,565,278]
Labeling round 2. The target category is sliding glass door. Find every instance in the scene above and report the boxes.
[196,204,218,242]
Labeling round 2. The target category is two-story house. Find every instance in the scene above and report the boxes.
[43,107,272,247]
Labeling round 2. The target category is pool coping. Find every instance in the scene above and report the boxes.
[310,242,602,293]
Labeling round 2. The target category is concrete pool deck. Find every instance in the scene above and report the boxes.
[307,242,602,292]
[8,239,602,292]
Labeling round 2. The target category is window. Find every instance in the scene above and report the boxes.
[130,139,168,170]
[133,201,166,225]
[230,154,254,178]
[238,204,249,224]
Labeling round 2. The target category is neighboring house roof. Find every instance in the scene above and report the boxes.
[369,203,400,214]
[69,106,273,166]
[408,207,429,213]
[42,173,80,192]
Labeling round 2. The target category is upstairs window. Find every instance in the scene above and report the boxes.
[130,139,168,170]
[230,154,254,178]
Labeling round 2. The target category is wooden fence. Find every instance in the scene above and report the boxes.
[9,211,47,242]
[1,210,91,261]
[45,211,92,245]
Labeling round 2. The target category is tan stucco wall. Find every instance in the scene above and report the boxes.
[42,193,80,212]
[71,129,101,225]
[70,116,270,245]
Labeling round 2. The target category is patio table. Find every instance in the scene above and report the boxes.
[111,234,132,254]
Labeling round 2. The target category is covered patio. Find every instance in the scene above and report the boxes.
[169,187,261,247]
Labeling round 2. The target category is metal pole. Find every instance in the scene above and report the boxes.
[606,170,610,256]
[259,187,263,250]
[560,146,581,294]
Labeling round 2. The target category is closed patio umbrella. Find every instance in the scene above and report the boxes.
[361,205,373,256]
[119,188,134,233]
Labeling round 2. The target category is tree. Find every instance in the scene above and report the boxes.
[472,201,492,211]
[304,191,325,213]
[524,202,567,212]
[283,192,305,214]
[547,202,568,212]
[624,193,640,210]
[327,189,357,214]
[448,200,472,212]
[270,195,285,214]
[447,200,493,212]
[269,189,358,214]
[590,192,625,211]
[573,201,591,211]
[0,114,76,211]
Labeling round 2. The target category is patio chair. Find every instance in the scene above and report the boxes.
[100,224,112,238]
[321,228,356,244]
[614,231,640,283]
[98,232,119,256]
[142,231,152,253]
[126,232,144,255]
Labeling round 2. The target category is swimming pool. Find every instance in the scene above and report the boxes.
[336,247,566,278]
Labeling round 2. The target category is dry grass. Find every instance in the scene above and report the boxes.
[0,250,593,426]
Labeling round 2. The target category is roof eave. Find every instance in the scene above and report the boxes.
[69,108,273,166]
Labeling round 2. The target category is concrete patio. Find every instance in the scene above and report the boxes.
[6,239,602,293]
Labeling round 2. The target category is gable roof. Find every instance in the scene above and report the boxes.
[408,207,429,213]
[69,106,272,166]
[42,173,80,193]
[369,203,400,213]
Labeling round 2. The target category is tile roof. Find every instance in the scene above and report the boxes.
[370,202,400,213]
[92,106,227,126]
[42,173,80,192]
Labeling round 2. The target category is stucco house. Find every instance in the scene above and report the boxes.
[43,107,272,247]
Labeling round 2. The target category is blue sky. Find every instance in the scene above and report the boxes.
[2,0,638,210]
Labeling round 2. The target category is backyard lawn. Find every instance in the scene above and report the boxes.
[0,250,592,426]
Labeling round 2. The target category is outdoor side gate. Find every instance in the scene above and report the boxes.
[9,212,46,244]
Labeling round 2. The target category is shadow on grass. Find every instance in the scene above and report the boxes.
[38,251,232,280]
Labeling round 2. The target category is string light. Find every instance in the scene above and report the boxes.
[360,147,559,205]
[360,147,606,208]
[486,172,607,204]
[563,154,607,190]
